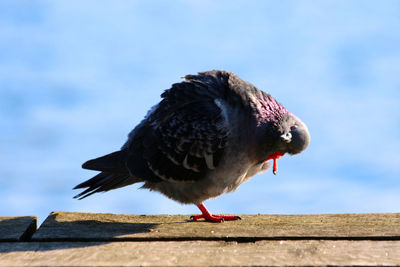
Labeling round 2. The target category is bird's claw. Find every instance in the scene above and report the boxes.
[190,214,240,223]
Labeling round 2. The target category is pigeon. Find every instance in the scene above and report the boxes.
[74,70,310,222]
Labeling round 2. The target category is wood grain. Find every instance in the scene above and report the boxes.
[1,240,399,266]
[2,212,399,265]
[0,216,37,241]
[32,211,400,241]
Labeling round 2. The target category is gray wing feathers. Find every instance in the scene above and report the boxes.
[143,100,228,182]
[137,72,233,183]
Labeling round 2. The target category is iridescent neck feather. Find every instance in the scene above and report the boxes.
[251,90,289,126]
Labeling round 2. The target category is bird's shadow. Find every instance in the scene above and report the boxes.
[1,214,195,252]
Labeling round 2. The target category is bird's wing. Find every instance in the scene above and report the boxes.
[127,81,230,183]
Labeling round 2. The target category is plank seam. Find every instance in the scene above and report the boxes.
[30,235,400,243]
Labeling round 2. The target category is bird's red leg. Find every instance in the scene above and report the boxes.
[190,203,241,222]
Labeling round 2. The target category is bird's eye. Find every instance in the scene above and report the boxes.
[290,125,297,130]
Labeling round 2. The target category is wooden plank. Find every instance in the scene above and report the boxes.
[32,211,400,241]
[0,240,399,266]
[0,216,37,241]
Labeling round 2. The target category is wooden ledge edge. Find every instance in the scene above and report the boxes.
[31,235,400,243]
[19,217,38,241]
[0,216,37,242]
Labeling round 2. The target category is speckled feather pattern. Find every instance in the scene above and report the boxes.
[75,70,310,204]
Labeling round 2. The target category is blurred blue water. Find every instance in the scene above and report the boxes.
[1,0,399,225]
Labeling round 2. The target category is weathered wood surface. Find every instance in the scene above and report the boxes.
[32,211,400,241]
[0,216,37,241]
[1,212,400,266]
[0,240,399,266]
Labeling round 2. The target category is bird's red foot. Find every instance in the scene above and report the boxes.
[190,203,241,222]
[190,213,241,222]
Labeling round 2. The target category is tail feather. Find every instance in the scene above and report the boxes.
[73,172,141,200]
[74,172,111,190]
[82,150,127,172]
[74,149,141,199]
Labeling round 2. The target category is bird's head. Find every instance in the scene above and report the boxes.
[257,113,310,175]
[276,114,310,155]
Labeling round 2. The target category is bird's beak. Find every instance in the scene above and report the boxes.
[280,132,292,143]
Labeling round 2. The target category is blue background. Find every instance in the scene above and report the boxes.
[1,0,399,224]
